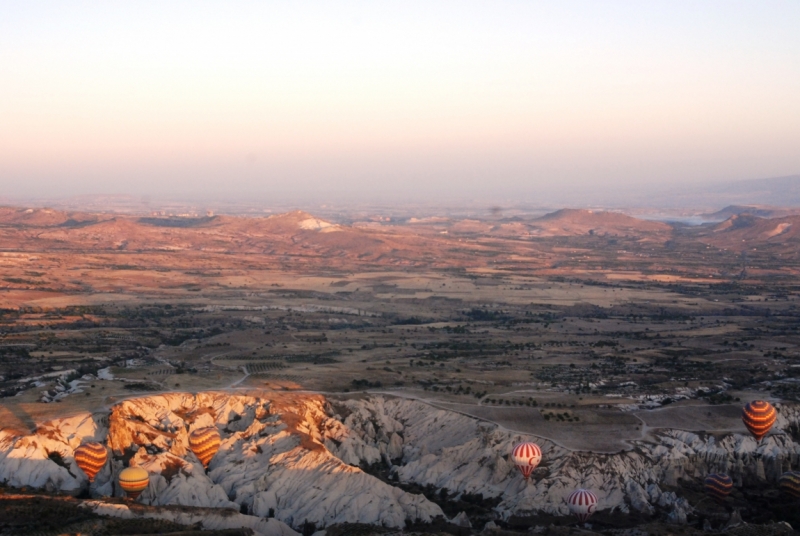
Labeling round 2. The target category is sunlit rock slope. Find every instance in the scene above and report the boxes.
[0,392,444,531]
[2,392,800,532]
[331,397,800,523]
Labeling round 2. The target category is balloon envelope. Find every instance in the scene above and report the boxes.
[742,400,776,441]
[780,471,800,499]
[567,489,597,521]
[511,442,542,479]
[119,467,149,500]
[74,442,107,483]
[188,427,221,468]
[704,473,733,503]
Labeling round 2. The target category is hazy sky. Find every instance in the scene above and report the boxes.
[1,1,799,204]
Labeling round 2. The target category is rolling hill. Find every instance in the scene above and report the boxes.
[697,214,800,249]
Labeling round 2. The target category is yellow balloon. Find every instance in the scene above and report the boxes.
[119,467,149,500]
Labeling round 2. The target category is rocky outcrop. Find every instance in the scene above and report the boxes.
[0,412,105,493]
[2,392,800,532]
[321,397,800,523]
[0,392,444,531]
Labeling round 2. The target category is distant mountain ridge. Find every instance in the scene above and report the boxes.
[528,174,800,210]
[700,205,800,221]
[652,175,800,209]
[2,204,799,269]
[5,174,800,212]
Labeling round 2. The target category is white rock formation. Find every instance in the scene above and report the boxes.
[451,511,472,528]
[0,412,105,492]
[0,392,443,531]
[2,391,800,532]
[320,397,800,523]
[299,218,336,231]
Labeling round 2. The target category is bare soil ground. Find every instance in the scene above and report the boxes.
[635,402,750,433]
[432,401,641,451]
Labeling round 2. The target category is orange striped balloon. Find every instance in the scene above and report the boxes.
[742,400,776,441]
[119,467,149,501]
[188,427,221,468]
[74,442,107,483]
[704,473,733,503]
[779,471,800,499]
[511,442,542,479]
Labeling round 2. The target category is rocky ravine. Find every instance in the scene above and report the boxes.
[1,392,800,533]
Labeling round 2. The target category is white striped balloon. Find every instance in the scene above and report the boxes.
[511,442,542,479]
[567,489,598,522]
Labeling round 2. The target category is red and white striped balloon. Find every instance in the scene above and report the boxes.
[511,442,542,479]
[567,489,598,522]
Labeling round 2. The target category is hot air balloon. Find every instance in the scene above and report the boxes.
[742,400,776,442]
[511,442,542,480]
[119,467,149,501]
[704,473,733,503]
[188,427,221,468]
[74,442,107,483]
[779,471,800,499]
[567,489,598,522]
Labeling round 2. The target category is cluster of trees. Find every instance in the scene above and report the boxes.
[485,397,538,407]
[542,411,579,422]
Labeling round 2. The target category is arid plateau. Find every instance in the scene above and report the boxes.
[2,205,800,536]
